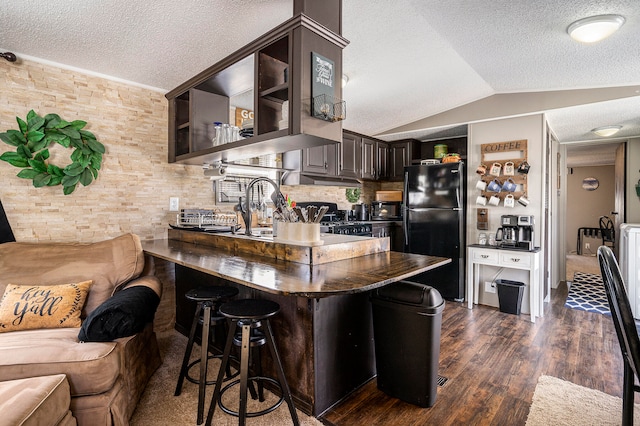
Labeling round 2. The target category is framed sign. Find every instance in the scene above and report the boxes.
[311,52,335,98]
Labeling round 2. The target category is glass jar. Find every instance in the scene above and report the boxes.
[489,233,496,246]
[221,123,231,144]
[478,233,487,245]
[212,122,222,146]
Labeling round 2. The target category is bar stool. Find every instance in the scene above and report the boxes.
[205,299,299,426]
[174,286,239,425]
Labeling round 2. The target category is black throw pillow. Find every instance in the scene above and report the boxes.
[78,285,160,342]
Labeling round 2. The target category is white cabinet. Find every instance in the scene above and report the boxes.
[621,224,640,319]
[467,245,542,323]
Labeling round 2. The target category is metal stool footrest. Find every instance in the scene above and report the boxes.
[185,354,239,386]
[218,376,284,418]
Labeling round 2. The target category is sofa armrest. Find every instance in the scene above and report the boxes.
[120,275,162,298]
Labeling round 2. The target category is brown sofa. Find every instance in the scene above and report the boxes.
[0,233,163,426]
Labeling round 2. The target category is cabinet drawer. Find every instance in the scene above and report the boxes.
[471,250,499,264]
[499,253,531,267]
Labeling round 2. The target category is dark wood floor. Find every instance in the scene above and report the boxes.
[320,282,625,425]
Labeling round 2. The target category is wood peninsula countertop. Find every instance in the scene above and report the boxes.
[141,238,450,298]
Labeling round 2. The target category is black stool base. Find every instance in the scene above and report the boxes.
[205,299,299,426]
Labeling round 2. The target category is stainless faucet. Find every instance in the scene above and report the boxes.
[243,177,286,236]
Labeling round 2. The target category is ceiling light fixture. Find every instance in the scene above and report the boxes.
[591,125,622,137]
[567,14,625,43]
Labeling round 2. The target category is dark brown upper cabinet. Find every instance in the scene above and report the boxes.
[166,14,349,165]
[339,131,361,178]
[388,139,422,181]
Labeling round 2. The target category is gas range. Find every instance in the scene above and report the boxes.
[321,221,373,236]
[295,201,373,237]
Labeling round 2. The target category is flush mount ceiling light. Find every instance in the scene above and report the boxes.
[591,125,622,137]
[567,14,625,43]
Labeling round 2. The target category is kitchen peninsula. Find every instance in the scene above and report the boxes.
[142,229,449,416]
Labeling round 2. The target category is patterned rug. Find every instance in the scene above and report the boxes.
[564,271,611,315]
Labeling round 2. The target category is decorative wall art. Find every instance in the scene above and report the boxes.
[581,177,599,191]
[0,110,104,195]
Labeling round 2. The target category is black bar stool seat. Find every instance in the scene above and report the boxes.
[205,299,299,426]
[175,286,239,425]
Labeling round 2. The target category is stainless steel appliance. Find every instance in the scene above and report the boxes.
[403,162,466,300]
[296,202,373,237]
[496,215,535,251]
[371,201,402,220]
[354,204,370,221]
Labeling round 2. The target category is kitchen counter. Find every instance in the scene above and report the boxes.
[143,231,450,417]
[142,235,448,297]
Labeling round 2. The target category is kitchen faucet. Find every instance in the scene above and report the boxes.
[242,177,286,236]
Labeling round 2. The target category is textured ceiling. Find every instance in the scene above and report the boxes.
[1,0,639,153]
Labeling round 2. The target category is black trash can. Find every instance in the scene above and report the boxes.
[370,280,445,407]
[496,279,525,315]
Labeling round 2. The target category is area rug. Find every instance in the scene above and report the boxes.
[526,375,640,426]
[131,330,323,426]
[564,271,610,315]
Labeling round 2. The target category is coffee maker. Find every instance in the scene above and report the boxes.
[495,215,535,250]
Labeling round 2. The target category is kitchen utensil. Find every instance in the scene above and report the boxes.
[315,206,329,222]
[293,207,306,223]
[307,206,317,223]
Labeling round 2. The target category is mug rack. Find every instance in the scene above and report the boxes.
[477,139,528,202]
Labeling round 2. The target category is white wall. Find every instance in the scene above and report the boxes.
[467,114,546,310]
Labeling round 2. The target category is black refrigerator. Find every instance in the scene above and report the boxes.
[403,162,465,300]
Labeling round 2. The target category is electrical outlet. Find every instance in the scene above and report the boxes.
[585,242,591,250]
[169,197,179,212]
[485,281,496,294]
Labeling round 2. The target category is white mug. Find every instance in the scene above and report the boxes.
[504,194,515,208]
[504,161,515,176]
[476,195,488,206]
[476,180,487,191]
[488,195,500,206]
[518,195,530,207]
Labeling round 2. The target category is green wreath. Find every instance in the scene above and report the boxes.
[345,188,361,203]
[0,110,104,195]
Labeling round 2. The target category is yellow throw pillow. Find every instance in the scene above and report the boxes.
[0,281,92,333]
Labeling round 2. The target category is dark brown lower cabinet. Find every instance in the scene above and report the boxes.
[174,264,376,417]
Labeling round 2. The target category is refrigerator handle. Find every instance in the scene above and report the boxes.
[403,171,409,246]
[403,208,409,246]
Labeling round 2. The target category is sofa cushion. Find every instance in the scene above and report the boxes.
[0,328,122,396]
[78,285,160,342]
[0,233,145,317]
[0,281,92,333]
[0,374,74,426]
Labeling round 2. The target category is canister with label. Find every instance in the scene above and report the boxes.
[434,144,448,159]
